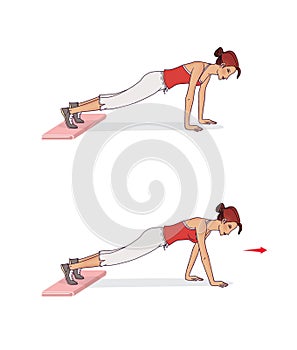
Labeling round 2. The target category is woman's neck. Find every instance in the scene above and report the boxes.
[206,64,219,76]
[206,219,221,232]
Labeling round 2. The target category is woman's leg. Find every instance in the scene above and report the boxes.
[78,97,100,106]
[62,71,166,128]
[61,227,165,284]
[75,252,99,263]
[69,253,102,269]
[99,227,165,266]
[69,97,102,114]
[67,232,157,270]
[99,71,166,110]
[70,71,165,113]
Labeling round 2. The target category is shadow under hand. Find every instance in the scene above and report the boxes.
[89,104,223,132]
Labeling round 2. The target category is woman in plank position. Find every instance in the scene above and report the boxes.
[61,47,240,132]
[61,203,242,288]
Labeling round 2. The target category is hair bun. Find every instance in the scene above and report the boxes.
[216,203,225,213]
[214,47,224,57]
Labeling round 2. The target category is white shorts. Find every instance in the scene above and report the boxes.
[99,71,167,110]
[99,227,166,266]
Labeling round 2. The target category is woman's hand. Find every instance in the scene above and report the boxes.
[185,275,204,281]
[210,280,228,288]
[185,124,203,132]
[199,119,217,125]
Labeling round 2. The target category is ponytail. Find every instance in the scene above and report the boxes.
[214,47,224,57]
[216,202,225,221]
[214,47,224,65]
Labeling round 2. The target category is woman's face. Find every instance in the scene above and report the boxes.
[217,64,236,80]
[219,220,238,236]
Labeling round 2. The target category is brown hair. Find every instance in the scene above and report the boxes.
[216,203,242,234]
[214,47,241,79]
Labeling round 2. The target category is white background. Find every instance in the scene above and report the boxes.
[1,0,296,349]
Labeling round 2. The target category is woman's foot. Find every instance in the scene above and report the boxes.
[185,275,204,281]
[185,125,203,132]
[69,258,84,280]
[60,107,78,129]
[60,263,78,285]
[69,102,85,123]
[199,119,217,125]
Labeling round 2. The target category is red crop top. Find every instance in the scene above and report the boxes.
[163,65,201,89]
[163,221,197,246]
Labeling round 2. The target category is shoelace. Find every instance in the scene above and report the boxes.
[69,270,75,281]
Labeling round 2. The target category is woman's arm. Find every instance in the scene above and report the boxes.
[185,243,204,281]
[198,77,216,125]
[184,66,203,132]
[196,230,228,288]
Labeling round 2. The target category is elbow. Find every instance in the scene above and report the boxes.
[185,96,194,103]
[201,255,208,262]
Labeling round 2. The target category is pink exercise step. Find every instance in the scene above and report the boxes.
[42,113,106,140]
[42,270,106,297]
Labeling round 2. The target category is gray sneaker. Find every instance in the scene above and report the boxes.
[61,263,78,285]
[69,102,84,123]
[60,107,78,129]
[69,258,84,280]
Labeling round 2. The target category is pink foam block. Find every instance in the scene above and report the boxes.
[42,113,106,140]
[42,270,106,297]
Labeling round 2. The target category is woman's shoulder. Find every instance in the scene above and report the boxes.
[184,61,205,69]
[184,217,207,229]
[183,61,208,76]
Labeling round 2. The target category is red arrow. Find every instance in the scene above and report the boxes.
[244,247,267,254]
